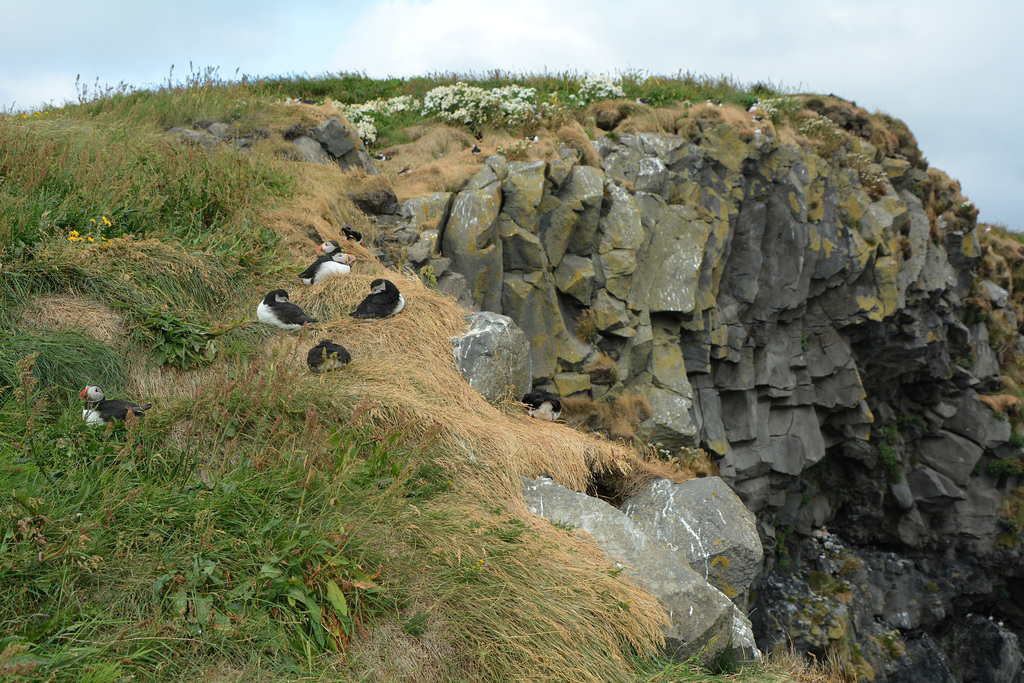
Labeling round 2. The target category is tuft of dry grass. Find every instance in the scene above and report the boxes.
[556,120,602,168]
[20,294,124,345]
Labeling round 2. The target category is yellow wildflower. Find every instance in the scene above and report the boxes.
[87,237,94,243]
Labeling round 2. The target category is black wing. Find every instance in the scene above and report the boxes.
[350,292,397,319]
[99,399,151,422]
[298,255,330,281]
[275,301,318,325]
[523,389,559,408]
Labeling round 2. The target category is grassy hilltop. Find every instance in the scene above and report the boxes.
[0,68,905,682]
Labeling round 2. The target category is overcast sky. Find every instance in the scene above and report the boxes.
[3,0,1021,229]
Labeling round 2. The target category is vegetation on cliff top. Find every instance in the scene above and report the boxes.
[0,68,921,681]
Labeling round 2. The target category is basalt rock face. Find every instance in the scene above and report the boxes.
[408,122,1024,678]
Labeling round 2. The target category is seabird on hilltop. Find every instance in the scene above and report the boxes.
[342,225,364,245]
[299,251,356,285]
[373,152,387,161]
[306,339,352,373]
[525,134,539,142]
[522,389,562,421]
[350,278,404,320]
[256,289,318,331]
[80,385,151,425]
[471,144,481,155]
[398,166,411,177]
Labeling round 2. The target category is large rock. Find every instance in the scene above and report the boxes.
[622,477,763,602]
[502,271,585,380]
[521,477,738,663]
[441,176,504,312]
[311,118,380,174]
[451,312,531,403]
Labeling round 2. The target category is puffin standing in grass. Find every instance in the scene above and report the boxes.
[80,385,151,425]
[522,389,562,421]
[257,289,318,330]
[306,339,352,373]
[350,278,404,320]
[299,251,356,285]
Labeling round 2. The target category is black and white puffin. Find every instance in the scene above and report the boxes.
[299,252,356,285]
[525,134,539,142]
[522,389,562,421]
[350,278,404,320]
[80,385,151,425]
[257,289,318,330]
[471,144,481,155]
[342,225,364,246]
[306,339,352,373]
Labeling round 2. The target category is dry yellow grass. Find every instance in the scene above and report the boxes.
[556,120,602,168]
[280,268,675,495]
[20,294,125,344]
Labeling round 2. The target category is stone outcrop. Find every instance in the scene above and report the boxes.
[622,477,763,607]
[375,118,1022,678]
[522,476,754,663]
[451,312,531,403]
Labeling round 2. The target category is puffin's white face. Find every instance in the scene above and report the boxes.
[275,292,289,303]
[333,253,356,265]
[370,280,387,294]
[80,385,105,402]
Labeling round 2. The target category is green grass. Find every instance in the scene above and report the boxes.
[0,331,127,404]
[0,357,416,681]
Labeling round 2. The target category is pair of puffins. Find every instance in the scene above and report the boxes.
[256,278,404,330]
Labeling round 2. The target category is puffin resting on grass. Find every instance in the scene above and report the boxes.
[256,289,318,331]
[307,339,351,373]
[80,385,151,425]
[350,278,405,320]
[299,252,356,285]
[522,389,562,421]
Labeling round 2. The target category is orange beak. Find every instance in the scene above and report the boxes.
[316,242,327,255]
[79,387,88,398]
[341,253,356,265]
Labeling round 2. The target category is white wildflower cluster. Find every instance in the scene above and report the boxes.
[421,82,539,127]
[757,96,803,126]
[799,115,844,155]
[334,95,423,145]
[568,74,625,108]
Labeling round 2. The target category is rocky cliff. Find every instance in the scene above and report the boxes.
[386,112,1023,680]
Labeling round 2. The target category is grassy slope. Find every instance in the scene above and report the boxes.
[0,73,849,682]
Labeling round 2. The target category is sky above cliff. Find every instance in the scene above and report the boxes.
[3,0,1021,229]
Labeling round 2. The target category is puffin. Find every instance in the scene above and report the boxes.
[306,339,352,373]
[471,144,481,155]
[522,389,562,421]
[316,239,342,256]
[80,385,151,425]
[525,134,539,142]
[257,289,318,330]
[342,225,364,246]
[350,278,404,320]
[299,251,356,285]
